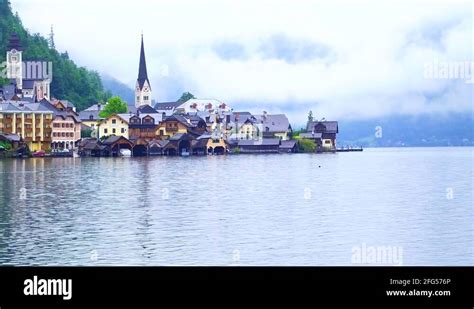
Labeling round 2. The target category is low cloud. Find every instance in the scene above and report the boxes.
[12,0,473,126]
[258,34,334,64]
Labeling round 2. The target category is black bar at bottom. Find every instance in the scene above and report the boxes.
[0,267,472,306]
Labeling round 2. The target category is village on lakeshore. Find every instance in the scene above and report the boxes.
[0,33,350,158]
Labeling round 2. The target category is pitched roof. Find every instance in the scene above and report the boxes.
[257,114,291,133]
[169,133,197,141]
[230,112,255,125]
[84,104,102,111]
[83,140,101,150]
[154,101,180,110]
[51,99,75,108]
[117,112,162,124]
[280,140,298,148]
[79,110,102,121]
[137,104,158,114]
[307,121,338,133]
[0,101,54,113]
[300,132,322,139]
[175,98,232,113]
[164,114,198,128]
[238,138,281,146]
[192,139,208,148]
[102,135,133,145]
[54,111,81,123]
[148,139,169,148]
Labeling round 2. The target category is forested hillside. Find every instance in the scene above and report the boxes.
[0,0,110,111]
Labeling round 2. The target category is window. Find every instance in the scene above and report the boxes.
[144,96,149,101]
[136,96,140,101]
[159,129,164,136]
[121,128,125,133]
[112,119,116,124]
[104,129,108,134]
[324,140,331,144]
[112,128,116,134]
[89,115,94,120]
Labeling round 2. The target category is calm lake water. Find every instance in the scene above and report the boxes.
[0,147,472,266]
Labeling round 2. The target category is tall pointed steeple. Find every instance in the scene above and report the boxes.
[135,33,152,108]
[137,34,149,89]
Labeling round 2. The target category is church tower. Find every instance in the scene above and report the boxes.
[6,33,23,90]
[135,34,152,108]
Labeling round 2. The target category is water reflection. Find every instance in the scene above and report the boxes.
[0,148,473,265]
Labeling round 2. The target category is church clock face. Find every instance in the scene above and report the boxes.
[9,51,18,63]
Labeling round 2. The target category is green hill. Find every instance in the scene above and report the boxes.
[0,0,110,111]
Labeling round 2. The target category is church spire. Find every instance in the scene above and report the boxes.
[135,34,152,108]
[137,33,149,90]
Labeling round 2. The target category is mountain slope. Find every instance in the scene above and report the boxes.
[100,75,135,105]
[0,0,110,111]
[337,113,474,147]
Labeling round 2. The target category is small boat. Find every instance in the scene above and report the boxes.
[32,150,46,157]
[120,149,132,157]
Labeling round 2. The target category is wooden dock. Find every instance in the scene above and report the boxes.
[336,147,363,152]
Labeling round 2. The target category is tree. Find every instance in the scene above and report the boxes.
[48,25,55,49]
[177,91,196,103]
[307,110,314,130]
[0,63,9,86]
[298,138,316,153]
[99,96,128,118]
[81,128,93,138]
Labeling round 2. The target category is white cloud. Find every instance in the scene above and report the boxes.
[11,0,473,125]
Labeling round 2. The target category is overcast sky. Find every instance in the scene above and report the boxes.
[12,0,473,125]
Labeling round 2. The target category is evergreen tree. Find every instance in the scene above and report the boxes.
[307,110,314,130]
[48,25,55,49]
[177,91,196,103]
[0,63,8,86]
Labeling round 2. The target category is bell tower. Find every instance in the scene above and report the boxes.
[135,34,152,108]
[6,33,23,90]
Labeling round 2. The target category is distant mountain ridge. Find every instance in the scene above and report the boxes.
[100,75,135,105]
[336,112,474,147]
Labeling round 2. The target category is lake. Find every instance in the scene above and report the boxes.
[0,147,472,265]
